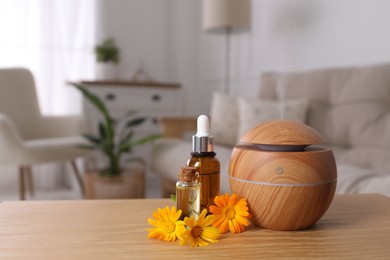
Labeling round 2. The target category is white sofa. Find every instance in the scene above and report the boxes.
[151,63,390,198]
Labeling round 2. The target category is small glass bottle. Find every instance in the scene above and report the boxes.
[176,167,201,220]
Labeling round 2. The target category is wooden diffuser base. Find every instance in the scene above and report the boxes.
[230,178,336,230]
[229,120,337,231]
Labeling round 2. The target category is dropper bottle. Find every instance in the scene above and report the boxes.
[187,115,220,212]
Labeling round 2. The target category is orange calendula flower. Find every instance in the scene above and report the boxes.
[210,193,251,234]
[147,206,186,242]
[179,209,219,247]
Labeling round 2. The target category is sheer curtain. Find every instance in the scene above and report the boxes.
[0,0,96,115]
[0,0,96,194]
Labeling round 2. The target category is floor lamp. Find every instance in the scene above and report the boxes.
[202,0,251,94]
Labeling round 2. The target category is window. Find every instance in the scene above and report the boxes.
[0,0,96,115]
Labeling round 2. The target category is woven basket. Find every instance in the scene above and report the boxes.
[84,166,145,199]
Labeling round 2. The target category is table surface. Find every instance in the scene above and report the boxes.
[0,194,389,259]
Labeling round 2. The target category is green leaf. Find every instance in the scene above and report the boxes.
[120,131,134,144]
[72,83,114,143]
[189,195,198,206]
[82,133,101,145]
[171,194,176,202]
[98,122,106,139]
[132,134,161,146]
[117,131,134,153]
[72,83,108,116]
[94,38,120,64]
[191,210,200,217]
[126,117,146,128]
[118,142,131,153]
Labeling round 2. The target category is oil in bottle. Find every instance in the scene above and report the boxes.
[187,115,220,212]
[176,167,201,219]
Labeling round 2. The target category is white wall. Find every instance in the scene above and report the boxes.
[97,0,390,116]
[249,0,390,72]
[96,0,174,81]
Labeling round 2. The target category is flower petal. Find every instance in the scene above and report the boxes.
[213,216,225,228]
[228,193,238,207]
[147,229,162,239]
[235,199,249,210]
[232,219,244,233]
[228,219,236,233]
[147,206,184,242]
[184,216,195,228]
[175,225,186,240]
[176,220,185,226]
[218,219,229,234]
[197,238,209,247]
[180,230,191,245]
[214,194,227,208]
[157,207,168,221]
[235,209,250,217]
[190,236,200,247]
[197,209,208,223]
[235,214,250,226]
[209,205,222,214]
[174,209,182,221]
[152,211,162,221]
[199,214,215,228]
[202,226,219,241]
[168,207,175,220]
[180,238,187,246]
[148,218,160,227]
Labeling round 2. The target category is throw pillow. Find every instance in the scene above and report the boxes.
[210,92,239,147]
[237,97,309,141]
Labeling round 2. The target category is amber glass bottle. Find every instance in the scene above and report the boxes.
[187,154,220,212]
[187,115,220,212]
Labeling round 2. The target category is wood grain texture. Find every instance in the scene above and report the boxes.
[230,146,337,183]
[230,178,336,230]
[240,120,325,145]
[0,195,390,259]
[229,143,337,230]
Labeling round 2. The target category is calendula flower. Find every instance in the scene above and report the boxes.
[210,193,251,234]
[179,209,219,247]
[148,206,186,242]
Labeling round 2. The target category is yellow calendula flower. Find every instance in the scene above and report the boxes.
[147,206,186,242]
[179,209,219,247]
[210,193,251,234]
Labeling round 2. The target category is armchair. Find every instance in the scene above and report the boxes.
[0,68,87,200]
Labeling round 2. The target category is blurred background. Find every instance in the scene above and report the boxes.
[1,0,390,200]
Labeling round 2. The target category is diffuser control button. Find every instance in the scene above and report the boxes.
[275,167,284,175]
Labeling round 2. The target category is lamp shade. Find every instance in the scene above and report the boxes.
[203,0,251,33]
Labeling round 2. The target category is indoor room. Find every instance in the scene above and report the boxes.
[0,0,389,258]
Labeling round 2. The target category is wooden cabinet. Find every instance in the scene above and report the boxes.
[80,80,182,165]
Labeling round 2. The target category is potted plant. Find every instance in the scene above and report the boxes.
[94,37,120,80]
[73,83,160,199]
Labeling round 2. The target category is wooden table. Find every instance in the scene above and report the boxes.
[0,194,389,259]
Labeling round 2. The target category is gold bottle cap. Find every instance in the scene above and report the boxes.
[178,167,199,183]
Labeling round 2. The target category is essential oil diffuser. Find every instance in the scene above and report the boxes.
[229,120,337,231]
